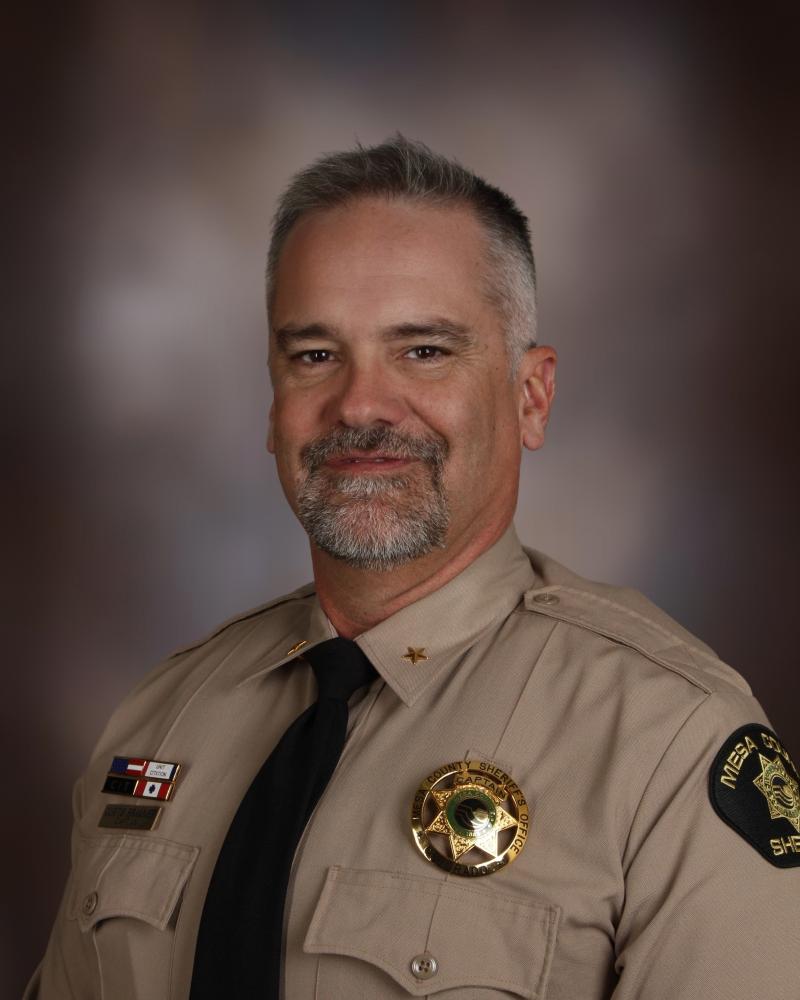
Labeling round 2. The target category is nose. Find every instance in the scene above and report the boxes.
[325,359,409,429]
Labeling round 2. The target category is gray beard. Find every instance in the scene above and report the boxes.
[296,426,450,571]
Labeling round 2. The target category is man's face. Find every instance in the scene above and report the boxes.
[268,196,549,571]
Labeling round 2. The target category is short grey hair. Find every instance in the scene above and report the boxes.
[266,135,537,373]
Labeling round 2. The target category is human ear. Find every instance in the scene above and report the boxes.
[518,346,557,451]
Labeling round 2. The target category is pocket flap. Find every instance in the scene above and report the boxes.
[304,867,560,998]
[69,833,199,932]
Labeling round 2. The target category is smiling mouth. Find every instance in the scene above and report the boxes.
[326,454,412,469]
[300,426,449,478]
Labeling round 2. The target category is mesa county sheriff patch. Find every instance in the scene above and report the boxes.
[709,724,800,868]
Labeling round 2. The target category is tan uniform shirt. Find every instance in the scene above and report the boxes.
[27,527,800,999]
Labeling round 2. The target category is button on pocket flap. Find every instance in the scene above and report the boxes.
[304,867,560,998]
[69,833,199,933]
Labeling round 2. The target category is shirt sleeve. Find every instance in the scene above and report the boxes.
[611,689,800,1000]
[25,776,87,1000]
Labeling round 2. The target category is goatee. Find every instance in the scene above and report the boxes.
[296,426,450,571]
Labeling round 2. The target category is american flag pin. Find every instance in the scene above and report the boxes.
[108,755,181,782]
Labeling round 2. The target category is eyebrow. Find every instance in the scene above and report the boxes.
[273,324,335,353]
[273,318,475,352]
[381,320,474,346]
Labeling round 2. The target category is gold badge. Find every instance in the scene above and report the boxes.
[411,759,529,876]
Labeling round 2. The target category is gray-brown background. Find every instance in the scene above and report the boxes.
[6,3,798,995]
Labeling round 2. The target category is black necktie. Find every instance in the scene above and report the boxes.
[189,637,377,999]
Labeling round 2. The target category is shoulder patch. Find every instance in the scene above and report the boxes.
[709,724,800,868]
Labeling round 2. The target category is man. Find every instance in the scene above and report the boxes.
[29,137,799,999]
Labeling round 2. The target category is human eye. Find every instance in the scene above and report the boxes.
[293,348,335,365]
[404,344,449,361]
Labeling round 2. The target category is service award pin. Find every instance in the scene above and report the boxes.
[411,759,529,877]
[109,756,181,781]
[101,754,183,802]
[101,774,175,801]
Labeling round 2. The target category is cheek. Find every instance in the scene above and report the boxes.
[271,395,313,453]
[269,399,315,492]
[431,398,495,472]
[444,390,519,475]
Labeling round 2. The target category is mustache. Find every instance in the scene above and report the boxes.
[300,426,449,473]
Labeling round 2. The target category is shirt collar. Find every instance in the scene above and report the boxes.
[354,524,535,705]
[238,524,535,706]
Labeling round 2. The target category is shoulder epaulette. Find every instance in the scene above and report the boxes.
[523,548,750,697]
[168,582,315,659]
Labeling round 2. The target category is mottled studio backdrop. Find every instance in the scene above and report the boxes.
[5,3,799,995]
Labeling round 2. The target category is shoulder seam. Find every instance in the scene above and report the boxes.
[621,690,712,869]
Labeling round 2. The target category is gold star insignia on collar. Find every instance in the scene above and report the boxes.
[402,646,429,665]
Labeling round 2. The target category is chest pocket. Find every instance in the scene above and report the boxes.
[304,867,560,999]
[69,832,199,1000]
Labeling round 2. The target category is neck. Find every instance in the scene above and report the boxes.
[311,517,512,638]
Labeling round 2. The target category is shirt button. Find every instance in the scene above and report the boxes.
[410,952,438,980]
[533,592,560,605]
[82,891,99,916]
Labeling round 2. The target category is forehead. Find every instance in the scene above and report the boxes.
[270,196,494,331]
